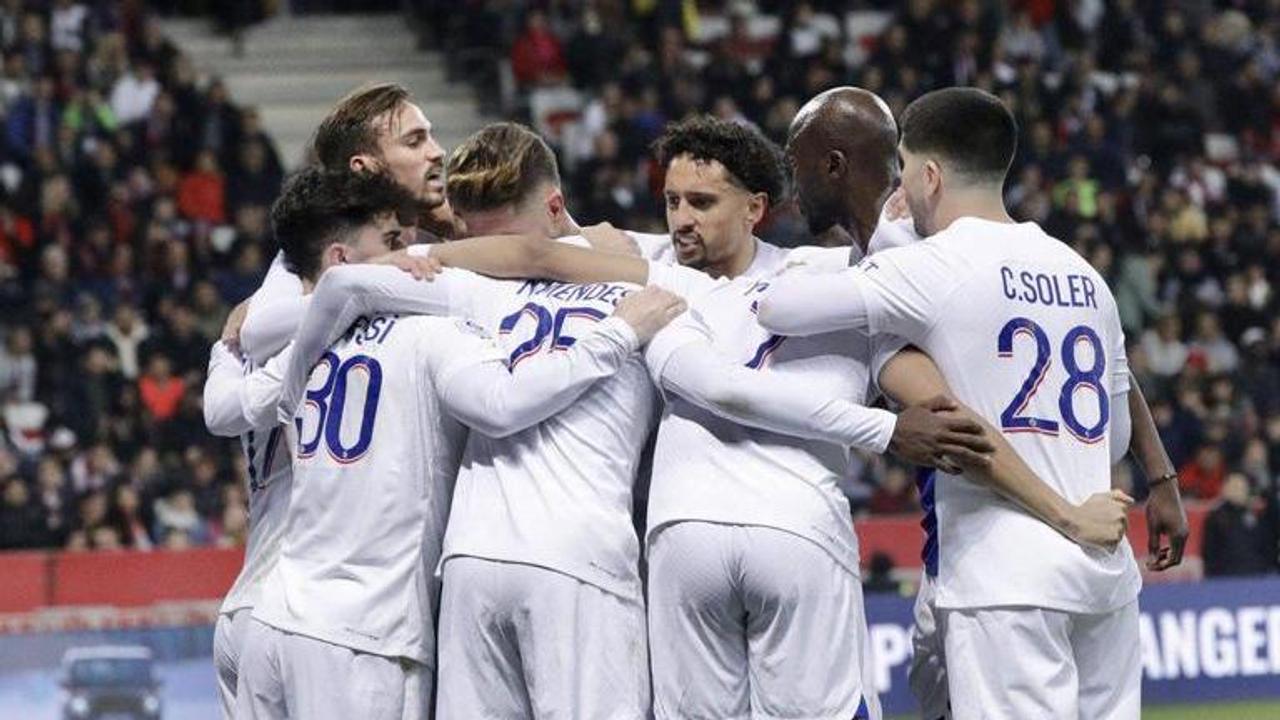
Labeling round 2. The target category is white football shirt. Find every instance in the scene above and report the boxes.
[644,248,901,576]
[204,342,291,616]
[759,217,1140,614]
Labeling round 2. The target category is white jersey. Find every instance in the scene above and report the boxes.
[270,246,657,602]
[204,251,303,616]
[438,270,656,600]
[254,314,470,664]
[765,218,1139,613]
[205,344,292,615]
[644,247,901,576]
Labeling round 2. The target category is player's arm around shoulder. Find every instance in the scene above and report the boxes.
[878,347,1132,551]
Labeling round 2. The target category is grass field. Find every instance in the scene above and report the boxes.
[889,700,1280,719]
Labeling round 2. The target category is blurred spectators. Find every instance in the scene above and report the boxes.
[1202,473,1279,576]
[0,1,281,553]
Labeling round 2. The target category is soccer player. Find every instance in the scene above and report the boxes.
[234,167,682,720]
[237,83,455,367]
[331,117,1136,719]
[758,87,1146,719]
[204,307,293,719]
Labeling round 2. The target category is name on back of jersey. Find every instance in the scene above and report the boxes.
[341,315,399,346]
[999,266,1098,310]
[515,279,631,306]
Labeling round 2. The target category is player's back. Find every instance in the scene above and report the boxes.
[254,313,464,664]
[442,275,655,600]
[876,217,1139,613]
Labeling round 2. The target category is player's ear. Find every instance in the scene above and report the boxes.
[924,159,942,198]
[826,149,846,179]
[546,187,566,221]
[349,152,377,174]
[745,191,767,228]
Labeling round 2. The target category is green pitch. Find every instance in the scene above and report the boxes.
[889,700,1280,719]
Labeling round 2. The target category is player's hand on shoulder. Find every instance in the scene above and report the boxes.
[368,249,443,281]
[581,222,641,256]
[612,286,687,344]
[221,299,251,357]
[883,186,910,222]
[889,395,996,473]
[1067,489,1134,551]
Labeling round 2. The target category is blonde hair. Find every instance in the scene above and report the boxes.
[446,122,560,213]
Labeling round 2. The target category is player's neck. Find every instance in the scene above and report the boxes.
[932,189,1013,235]
[715,237,757,279]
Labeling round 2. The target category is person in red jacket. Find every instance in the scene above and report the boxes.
[138,353,185,422]
[510,9,567,87]
[177,149,226,224]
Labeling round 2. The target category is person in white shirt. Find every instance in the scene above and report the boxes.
[233,168,682,720]
[757,87,1152,720]
[204,297,294,720]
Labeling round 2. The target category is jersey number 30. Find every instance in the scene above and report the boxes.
[296,352,383,463]
[997,317,1108,443]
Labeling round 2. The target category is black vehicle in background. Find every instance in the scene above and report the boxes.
[59,646,162,720]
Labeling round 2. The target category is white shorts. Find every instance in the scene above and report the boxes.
[214,608,253,719]
[907,573,949,720]
[435,556,649,719]
[941,600,1140,720]
[235,618,430,720]
[647,522,880,720]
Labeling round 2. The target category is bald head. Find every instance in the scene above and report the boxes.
[786,87,899,245]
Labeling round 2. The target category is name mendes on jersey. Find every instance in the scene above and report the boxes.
[515,278,633,306]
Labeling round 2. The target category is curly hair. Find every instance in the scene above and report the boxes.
[445,122,561,214]
[652,116,788,205]
[271,168,418,281]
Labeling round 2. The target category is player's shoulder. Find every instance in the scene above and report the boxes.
[625,231,674,263]
[781,244,849,273]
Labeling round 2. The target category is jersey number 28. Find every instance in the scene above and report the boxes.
[997,317,1108,443]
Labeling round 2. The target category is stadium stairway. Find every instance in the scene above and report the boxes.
[158,13,486,170]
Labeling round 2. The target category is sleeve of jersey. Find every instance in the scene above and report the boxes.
[645,260,720,301]
[202,341,253,437]
[756,246,949,342]
[241,295,310,365]
[240,252,306,365]
[644,309,897,453]
[275,265,470,418]
[867,334,911,406]
[243,345,288,429]
[433,316,640,438]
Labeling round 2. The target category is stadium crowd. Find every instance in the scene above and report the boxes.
[0,1,283,552]
[0,0,1276,577]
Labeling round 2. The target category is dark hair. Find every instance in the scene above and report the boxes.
[271,168,417,281]
[652,116,787,205]
[312,83,411,170]
[900,87,1018,182]
[446,122,560,213]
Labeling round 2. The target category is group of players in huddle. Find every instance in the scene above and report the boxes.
[202,80,1190,720]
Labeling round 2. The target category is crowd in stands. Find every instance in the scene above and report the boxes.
[438,0,1280,575]
[0,0,1277,578]
[0,1,282,552]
